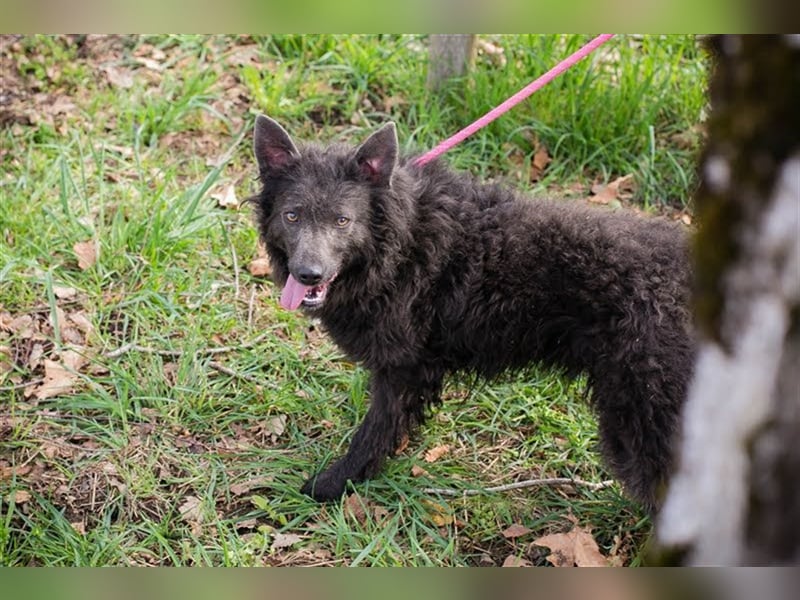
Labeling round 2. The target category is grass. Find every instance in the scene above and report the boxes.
[0,34,707,566]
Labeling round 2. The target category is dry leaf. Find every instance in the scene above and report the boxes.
[53,285,77,299]
[61,349,88,371]
[422,499,453,526]
[1,464,31,480]
[271,532,302,550]
[681,214,692,226]
[212,183,239,209]
[532,525,608,567]
[179,496,203,535]
[411,464,429,478]
[247,257,272,277]
[134,56,163,71]
[103,65,134,89]
[3,314,35,338]
[73,240,97,270]
[394,433,409,455]
[502,554,532,567]
[51,305,69,335]
[373,505,390,522]
[68,311,94,336]
[28,343,45,370]
[32,356,82,400]
[501,523,532,539]
[179,496,202,519]
[588,184,615,205]
[424,444,450,463]
[530,145,552,182]
[235,517,258,531]
[573,528,608,567]
[265,414,287,441]
[49,96,77,116]
[344,492,368,524]
[589,174,635,205]
[10,489,31,504]
[248,243,271,277]
[71,521,87,535]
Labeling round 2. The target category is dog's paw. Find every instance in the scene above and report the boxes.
[300,468,348,502]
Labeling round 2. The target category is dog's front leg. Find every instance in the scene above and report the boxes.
[300,370,411,502]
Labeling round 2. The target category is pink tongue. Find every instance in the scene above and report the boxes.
[280,274,312,311]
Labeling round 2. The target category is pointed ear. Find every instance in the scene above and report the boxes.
[253,115,300,175]
[354,122,398,187]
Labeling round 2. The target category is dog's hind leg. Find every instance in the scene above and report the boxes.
[591,367,686,512]
[301,369,439,501]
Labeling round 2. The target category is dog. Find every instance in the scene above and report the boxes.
[250,114,695,510]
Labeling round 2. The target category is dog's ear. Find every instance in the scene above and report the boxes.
[354,122,398,187]
[253,115,300,175]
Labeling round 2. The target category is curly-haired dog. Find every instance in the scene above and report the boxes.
[251,115,695,510]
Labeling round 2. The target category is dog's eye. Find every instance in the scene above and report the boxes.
[285,211,299,223]
[336,216,351,227]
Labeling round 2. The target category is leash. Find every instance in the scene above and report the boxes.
[413,34,616,167]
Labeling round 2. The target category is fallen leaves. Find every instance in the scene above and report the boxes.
[178,495,204,536]
[344,492,391,526]
[424,444,450,463]
[271,532,303,550]
[263,415,287,441]
[101,65,134,89]
[506,139,552,183]
[532,523,609,567]
[73,240,97,270]
[31,352,87,400]
[588,174,636,206]
[497,515,613,567]
[247,243,272,277]
[410,464,430,478]
[8,489,32,504]
[530,144,552,182]
[211,183,239,209]
[501,523,532,539]
[422,499,455,527]
[502,555,533,567]
[2,299,97,399]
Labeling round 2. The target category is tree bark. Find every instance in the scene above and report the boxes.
[426,34,477,91]
[656,35,800,566]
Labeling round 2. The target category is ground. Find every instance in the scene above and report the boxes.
[0,34,706,566]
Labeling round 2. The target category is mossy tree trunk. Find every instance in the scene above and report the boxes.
[657,35,800,566]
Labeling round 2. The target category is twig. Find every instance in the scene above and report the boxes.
[104,332,272,359]
[0,378,44,392]
[423,477,615,497]
[104,343,182,359]
[208,361,264,385]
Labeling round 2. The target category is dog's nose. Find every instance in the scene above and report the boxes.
[296,267,323,286]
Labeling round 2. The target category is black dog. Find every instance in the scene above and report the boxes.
[251,115,695,510]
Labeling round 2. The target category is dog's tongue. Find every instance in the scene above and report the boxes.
[280,274,311,311]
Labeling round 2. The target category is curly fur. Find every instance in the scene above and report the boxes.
[251,116,696,510]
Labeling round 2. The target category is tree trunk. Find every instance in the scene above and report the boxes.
[426,34,476,91]
[656,35,800,566]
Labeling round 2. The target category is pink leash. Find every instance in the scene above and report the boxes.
[413,34,616,167]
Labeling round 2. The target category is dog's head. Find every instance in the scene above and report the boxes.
[252,115,398,311]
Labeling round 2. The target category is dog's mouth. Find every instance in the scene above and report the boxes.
[280,273,336,311]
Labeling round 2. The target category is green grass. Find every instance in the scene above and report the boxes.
[0,34,707,566]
